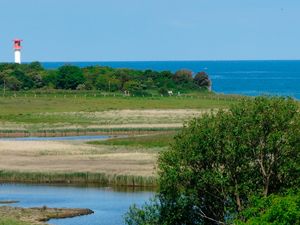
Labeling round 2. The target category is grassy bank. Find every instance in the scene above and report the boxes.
[0,171,157,187]
[0,218,31,225]
[88,132,175,148]
[0,206,93,225]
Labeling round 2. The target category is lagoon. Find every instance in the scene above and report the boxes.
[0,183,154,225]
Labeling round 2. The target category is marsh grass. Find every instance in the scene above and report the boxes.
[0,170,157,187]
[0,218,30,225]
[0,127,179,137]
[88,132,176,148]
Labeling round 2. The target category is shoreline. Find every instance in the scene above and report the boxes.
[0,206,94,225]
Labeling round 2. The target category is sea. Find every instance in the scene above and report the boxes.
[42,60,300,99]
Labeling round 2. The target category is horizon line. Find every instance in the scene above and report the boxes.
[19,59,300,63]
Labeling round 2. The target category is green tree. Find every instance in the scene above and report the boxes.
[125,96,300,225]
[194,71,211,89]
[56,65,85,89]
[114,69,130,90]
[11,70,34,90]
[173,69,193,84]
[124,80,143,95]
[96,74,120,92]
[5,76,22,91]
[42,70,58,88]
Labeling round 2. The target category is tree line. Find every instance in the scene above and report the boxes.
[0,62,211,95]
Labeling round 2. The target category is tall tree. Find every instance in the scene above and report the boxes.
[194,71,211,89]
[56,65,85,89]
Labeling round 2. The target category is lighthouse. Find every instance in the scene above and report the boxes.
[14,39,23,64]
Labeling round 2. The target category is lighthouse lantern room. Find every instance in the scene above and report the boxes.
[14,39,23,64]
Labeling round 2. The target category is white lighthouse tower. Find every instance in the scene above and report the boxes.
[13,39,22,64]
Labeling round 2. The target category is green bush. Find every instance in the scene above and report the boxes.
[125,96,300,225]
[236,190,300,225]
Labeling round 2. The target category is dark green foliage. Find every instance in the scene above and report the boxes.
[124,198,161,225]
[56,65,85,89]
[123,80,143,95]
[194,71,211,89]
[125,97,300,225]
[11,70,34,90]
[159,87,169,96]
[0,62,211,94]
[6,76,22,91]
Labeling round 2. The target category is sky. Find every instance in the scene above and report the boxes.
[0,0,299,62]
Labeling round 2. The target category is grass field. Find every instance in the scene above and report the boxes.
[0,92,240,135]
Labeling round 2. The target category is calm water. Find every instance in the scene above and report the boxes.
[42,60,300,99]
[0,183,153,225]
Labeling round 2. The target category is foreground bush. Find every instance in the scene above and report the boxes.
[125,96,300,225]
[236,190,300,225]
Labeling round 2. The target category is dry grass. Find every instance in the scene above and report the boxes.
[0,140,158,177]
[0,109,212,131]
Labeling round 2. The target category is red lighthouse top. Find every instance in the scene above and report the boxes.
[14,39,23,50]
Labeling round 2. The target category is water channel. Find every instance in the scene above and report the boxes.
[0,183,154,225]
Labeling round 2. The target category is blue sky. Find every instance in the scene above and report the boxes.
[0,0,299,62]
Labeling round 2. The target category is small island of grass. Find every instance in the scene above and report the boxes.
[0,206,93,225]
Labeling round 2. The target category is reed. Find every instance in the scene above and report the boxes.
[0,127,179,138]
[0,170,157,187]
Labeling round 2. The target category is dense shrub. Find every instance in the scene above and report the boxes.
[125,96,300,225]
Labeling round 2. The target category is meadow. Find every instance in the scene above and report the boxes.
[0,91,241,186]
[0,91,240,135]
